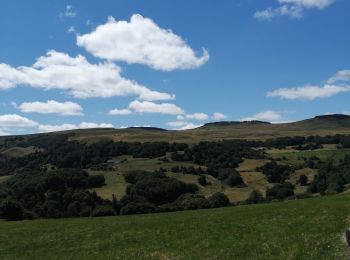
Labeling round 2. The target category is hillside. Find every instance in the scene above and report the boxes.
[1,194,349,259]
[73,114,350,143]
[3,114,349,144]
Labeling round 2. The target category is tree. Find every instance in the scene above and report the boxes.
[1,199,24,221]
[298,174,308,186]
[245,190,264,204]
[91,205,116,217]
[198,175,208,186]
[208,193,230,208]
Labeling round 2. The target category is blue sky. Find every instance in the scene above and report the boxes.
[0,0,349,135]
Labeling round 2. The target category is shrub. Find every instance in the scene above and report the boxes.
[87,175,105,188]
[208,192,230,208]
[198,175,208,186]
[0,199,24,221]
[91,205,116,217]
[245,190,264,204]
[298,174,308,186]
[266,183,294,200]
[120,202,155,215]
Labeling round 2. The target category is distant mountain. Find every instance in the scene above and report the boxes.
[1,114,350,143]
[202,120,271,128]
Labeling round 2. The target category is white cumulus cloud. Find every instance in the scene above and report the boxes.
[128,100,184,115]
[77,14,209,71]
[17,100,83,116]
[185,113,209,121]
[0,50,174,100]
[327,69,350,84]
[267,70,350,100]
[0,114,38,127]
[212,112,227,120]
[108,108,133,116]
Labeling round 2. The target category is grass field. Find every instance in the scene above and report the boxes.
[88,171,126,200]
[0,146,40,158]
[1,194,350,259]
[88,155,323,202]
[89,155,210,200]
[268,148,350,164]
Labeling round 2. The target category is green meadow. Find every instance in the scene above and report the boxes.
[1,194,350,259]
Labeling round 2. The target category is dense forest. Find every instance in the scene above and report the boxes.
[1,133,350,220]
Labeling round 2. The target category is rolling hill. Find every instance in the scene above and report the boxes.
[2,114,349,144]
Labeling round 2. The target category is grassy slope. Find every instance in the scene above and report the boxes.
[1,115,350,145]
[63,116,350,143]
[268,148,350,164]
[88,148,348,202]
[0,146,39,158]
[1,194,350,259]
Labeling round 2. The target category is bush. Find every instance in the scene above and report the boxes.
[208,192,230,208]
[198,175,208,186]
[175,194,211,210]
[91,205,116,217]
[120,202,155,215]
[298,174,308,186]
[124,171,198,205]
[257,161,294,183]
[218,169,245,187]
[266,183,294,200]
[0,199,24,221]
[245,190,264,204]
[87,175,105,188]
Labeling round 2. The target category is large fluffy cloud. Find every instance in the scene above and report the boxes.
[254,0,335,20]
[16,100,83,116]
[0,50,174,100]
[77,15,209,71]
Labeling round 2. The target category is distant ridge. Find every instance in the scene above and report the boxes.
[2,114,350,143]
[314,114,350,120]
[127,127,167,132]
[202,120,271,127]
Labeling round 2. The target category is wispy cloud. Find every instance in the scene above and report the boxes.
[254,0,335,20]
[267,69,350,100]
[15,100,83,116]
[59,5,76,19]
[240,110,283,123]
[38,122,113,133]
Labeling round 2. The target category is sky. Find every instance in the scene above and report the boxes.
[0,0,349,135]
